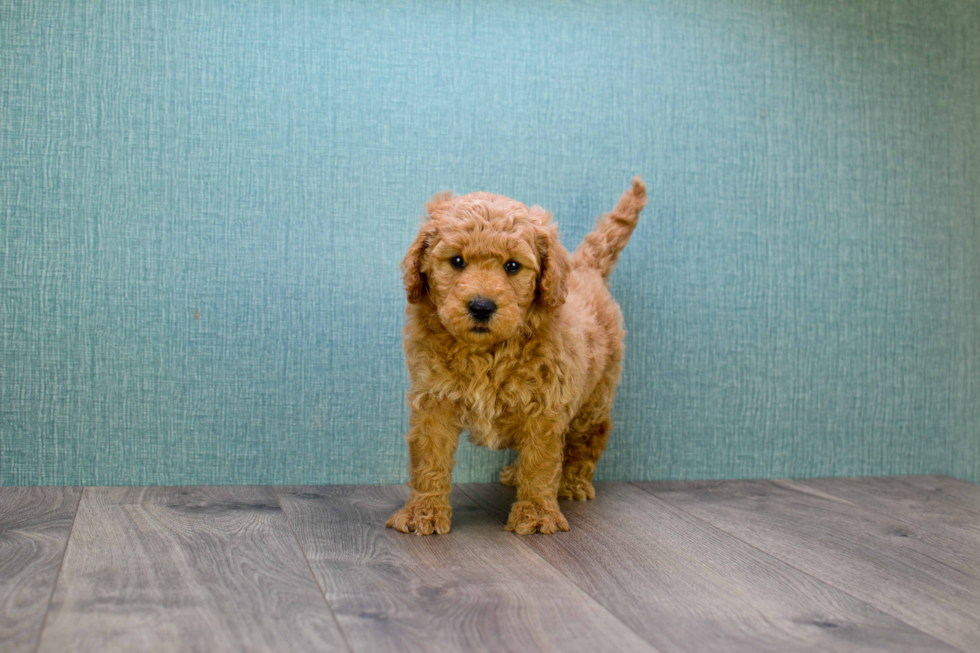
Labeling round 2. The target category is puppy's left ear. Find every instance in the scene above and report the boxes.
[534,210,571,311]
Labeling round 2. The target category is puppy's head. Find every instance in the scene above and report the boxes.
[403,190,570,345]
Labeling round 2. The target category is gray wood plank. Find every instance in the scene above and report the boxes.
[798,476,980,553]
[0,487,80,653]
[277,484,657,653]
[461,482,957,653]
[37,486,348,653]
[898,475,980,514]
[636,479,980,652]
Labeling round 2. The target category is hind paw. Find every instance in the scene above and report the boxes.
[558,478,596,501]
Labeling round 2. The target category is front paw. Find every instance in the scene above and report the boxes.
[386,497,452,535]
[505,500,570,535]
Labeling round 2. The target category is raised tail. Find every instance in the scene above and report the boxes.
[572,176,647,278]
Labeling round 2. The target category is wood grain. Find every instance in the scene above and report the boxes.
[37,486,348,653]
[636,479,980,652]
[461,482,956,653]
[277,484,656,653]
[898,475,980,514]
[0,487,80,653]
[798,476,980,554]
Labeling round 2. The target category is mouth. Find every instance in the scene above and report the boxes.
[469,326,491,334]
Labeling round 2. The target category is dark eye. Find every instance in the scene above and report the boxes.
[449,256,466,269]
[504,260,521,274]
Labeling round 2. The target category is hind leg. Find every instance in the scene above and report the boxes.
[560,357,621,501]
[499,461,519,486]
[558,412,611,500]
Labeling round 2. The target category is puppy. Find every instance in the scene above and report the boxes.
[387,178,646,535]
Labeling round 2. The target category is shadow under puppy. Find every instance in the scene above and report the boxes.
[388,177,647,535]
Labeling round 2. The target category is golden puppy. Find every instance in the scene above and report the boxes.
[387,178,646,535]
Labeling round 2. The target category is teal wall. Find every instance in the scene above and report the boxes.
[2,0,978,486]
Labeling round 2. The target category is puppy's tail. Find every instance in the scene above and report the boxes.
[572,176,647,279]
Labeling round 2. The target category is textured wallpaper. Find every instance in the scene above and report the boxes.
[1,0,977,486]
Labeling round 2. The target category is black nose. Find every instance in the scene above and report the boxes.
[467,297,497,322]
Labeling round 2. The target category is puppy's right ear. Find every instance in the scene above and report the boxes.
[402,192,452,304]
[402,222,435,303]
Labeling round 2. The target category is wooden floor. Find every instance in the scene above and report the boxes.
[2,477,978,653]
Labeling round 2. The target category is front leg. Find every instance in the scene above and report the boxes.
[506,419,570,535]
[386,397,460,535]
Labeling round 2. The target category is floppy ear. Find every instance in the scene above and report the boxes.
[534,213,571,311]
[402,192,452,304]
[402,222,435,304]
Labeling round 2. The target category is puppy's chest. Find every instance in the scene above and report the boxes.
[449,356,548,450]
[459,395,524,451]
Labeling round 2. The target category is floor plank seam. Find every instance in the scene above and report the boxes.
[272,486,355,653]
[454,484,666,653]
[788,479,978,553]
[31,487,83,653]
[627,481,973,653]
[775,479,919,529]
